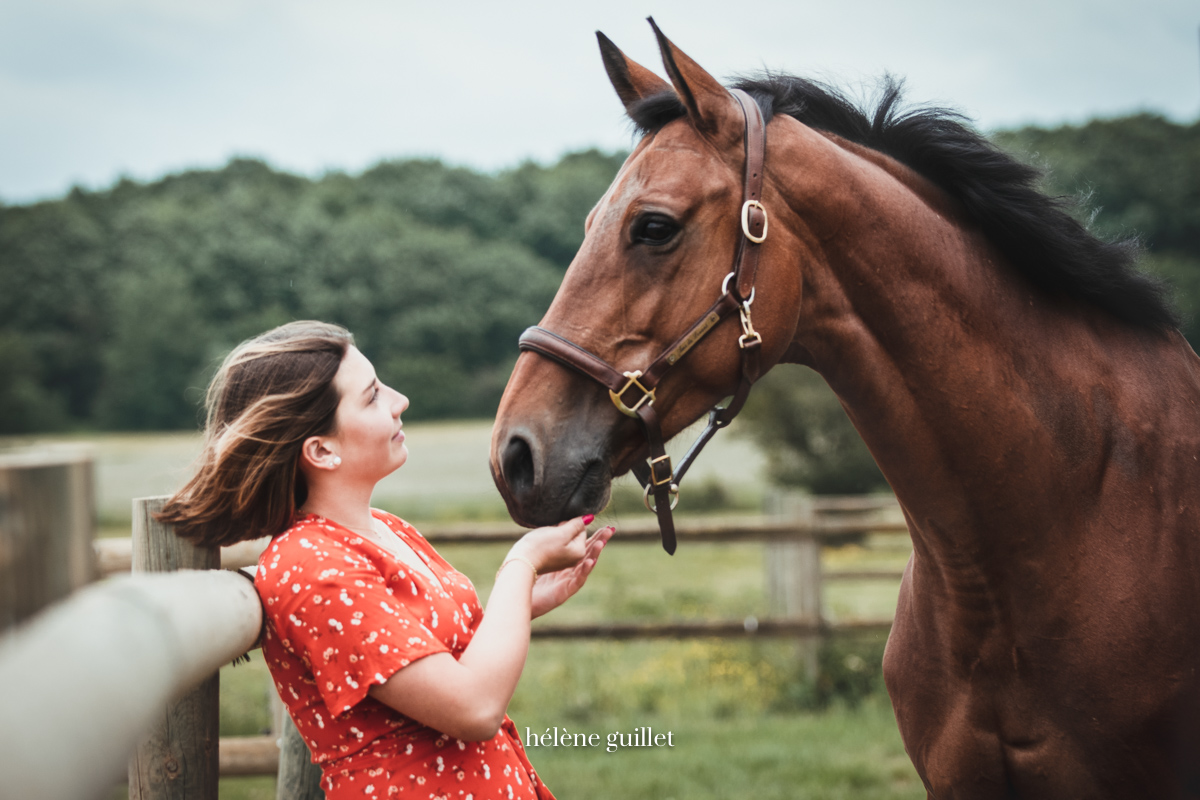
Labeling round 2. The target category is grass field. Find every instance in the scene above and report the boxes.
[6,425,922,799]
[1,416,770,535]
[196,636,923,800]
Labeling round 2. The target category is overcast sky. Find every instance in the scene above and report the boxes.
[2,0,1196,204]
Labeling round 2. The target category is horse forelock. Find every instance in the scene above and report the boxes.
[626,91,688,136]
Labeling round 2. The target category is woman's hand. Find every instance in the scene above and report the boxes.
[530,525,613,618]
[506,516,591,575]
[370,518,614,740]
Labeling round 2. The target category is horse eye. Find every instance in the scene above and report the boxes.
[632,214,680,246]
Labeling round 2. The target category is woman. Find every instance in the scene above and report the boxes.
[159,320,612,799]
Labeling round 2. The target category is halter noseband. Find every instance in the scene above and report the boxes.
[517,88,768,554]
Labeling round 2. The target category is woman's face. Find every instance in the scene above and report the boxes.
[329,346,409,480]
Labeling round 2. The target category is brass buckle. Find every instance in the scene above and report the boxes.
[741,200,768,244]
[609,370,655,417]
[648,454,673,486]
[643,482,680,513]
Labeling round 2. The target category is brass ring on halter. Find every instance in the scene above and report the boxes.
[643,482,680,513]
[721,272,756,306]
[721,271,735,295]
[741,200,768,243]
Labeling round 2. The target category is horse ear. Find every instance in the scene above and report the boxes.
[648,17,739,134]
[596,31,672,112]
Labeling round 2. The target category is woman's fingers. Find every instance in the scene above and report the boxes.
[587,525,614,550]
[550,516,588,546]
[568,527,611,581]
[552,517,588,563]
[516,515,593,573]
[528,525,613,618]
[564,519,610,564]
[583,526,613,559]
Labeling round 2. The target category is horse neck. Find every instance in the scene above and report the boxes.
[776,131,1155,559]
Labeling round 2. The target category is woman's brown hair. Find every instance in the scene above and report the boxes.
[157,320,354,546]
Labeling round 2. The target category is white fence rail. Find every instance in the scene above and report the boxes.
[0,570,260,800]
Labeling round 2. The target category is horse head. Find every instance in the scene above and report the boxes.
[489,21,805,529]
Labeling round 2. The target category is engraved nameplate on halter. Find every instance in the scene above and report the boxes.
[665,311,722,366]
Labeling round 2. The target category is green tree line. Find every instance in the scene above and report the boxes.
[1,113,1196,464]
[0,150,625,432]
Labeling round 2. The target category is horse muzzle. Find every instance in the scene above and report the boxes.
[490,403,617,528]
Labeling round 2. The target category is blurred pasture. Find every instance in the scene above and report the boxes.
[2,415,768,533]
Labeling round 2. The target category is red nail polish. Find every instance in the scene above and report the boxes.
[582,514,595,525]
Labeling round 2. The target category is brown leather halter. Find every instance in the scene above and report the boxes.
[518,88,768,554]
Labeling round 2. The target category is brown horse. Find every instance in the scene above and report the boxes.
[489,21,1200,798]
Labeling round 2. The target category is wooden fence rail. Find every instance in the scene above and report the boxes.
[95,513,909,572]
[0,569,260,800]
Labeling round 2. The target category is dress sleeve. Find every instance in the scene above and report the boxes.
[256,530,450,716]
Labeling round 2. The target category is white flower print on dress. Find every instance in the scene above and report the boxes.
[255,511,551,800]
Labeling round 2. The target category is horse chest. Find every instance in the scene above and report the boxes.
[887,554,1200,798]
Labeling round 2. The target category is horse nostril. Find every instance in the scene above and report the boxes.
[502,436,536,498]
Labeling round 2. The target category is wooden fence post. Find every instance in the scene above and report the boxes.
[0,448,95,632]
[764,491,822,680]
[129,496,221,800]
[276,713,325,800]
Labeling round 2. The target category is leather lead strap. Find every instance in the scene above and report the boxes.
[517,88,768,555]
[636,402,676,553]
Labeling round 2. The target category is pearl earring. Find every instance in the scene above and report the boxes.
[332,456,342,467]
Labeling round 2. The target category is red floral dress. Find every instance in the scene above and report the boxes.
[255,510,555,800]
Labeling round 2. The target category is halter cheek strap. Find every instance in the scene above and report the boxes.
[517,88,768,554]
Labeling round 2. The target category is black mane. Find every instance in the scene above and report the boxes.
[626,75,1177,331]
